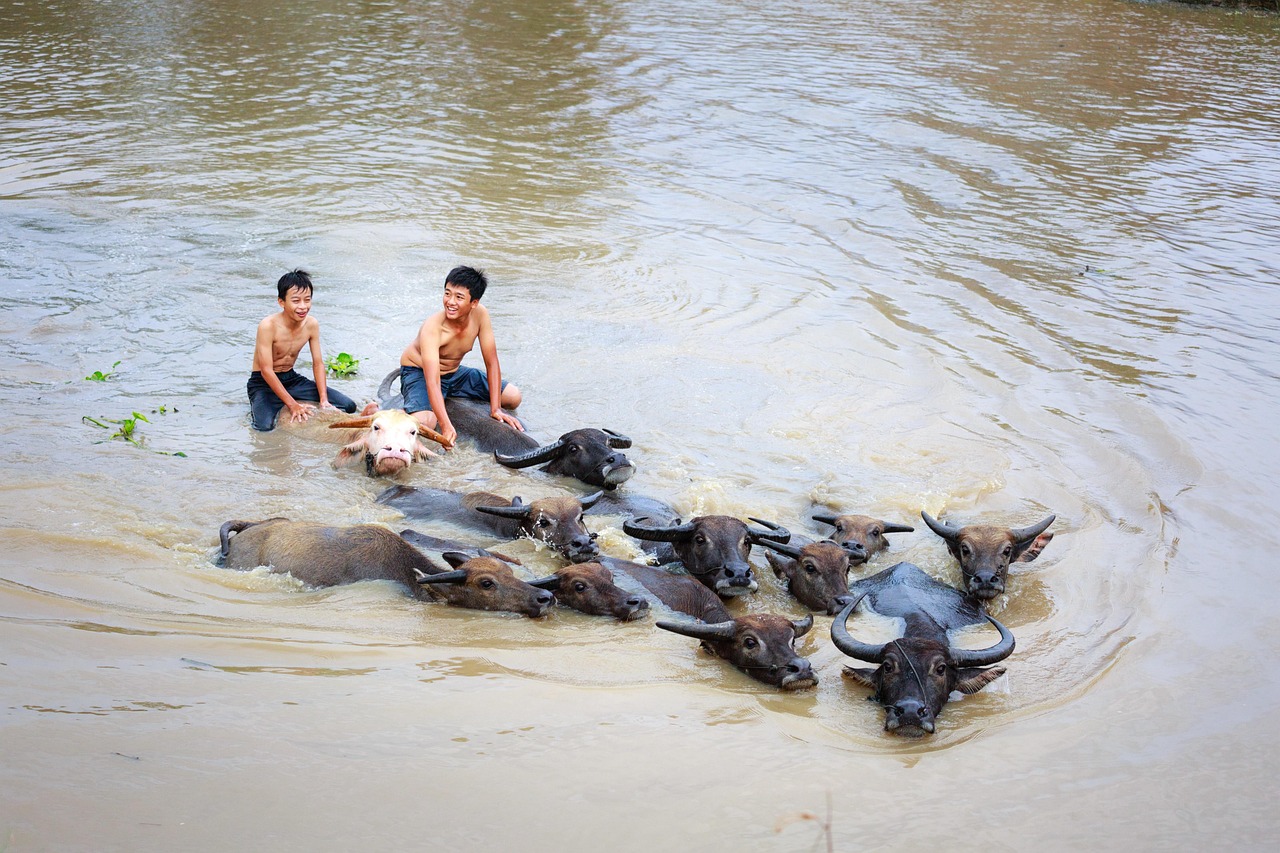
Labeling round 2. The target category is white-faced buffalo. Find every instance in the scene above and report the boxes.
[759,539,855,615]
[810,512,914,564]
[217,519,556,617]
[920,511,1055,601]
[831,562,1015,736]
[622,515,790,599]
[377,485,602,563]
[657,613,818,691]
[329,409,446,476]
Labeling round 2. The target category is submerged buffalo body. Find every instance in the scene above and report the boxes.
[378,485,602,563]
[921,511,1056,601]
[831,562,1015,736]
[622,515,790,598]
[217,518,555,616]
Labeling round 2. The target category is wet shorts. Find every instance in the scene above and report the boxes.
[400,365,507,414]
[246,370,357,431]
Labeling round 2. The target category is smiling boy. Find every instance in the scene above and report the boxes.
[398,265,522,447]
[246,269,358,431]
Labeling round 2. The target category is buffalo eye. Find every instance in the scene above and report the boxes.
[479,578,495,589]
[538,518,551,528]
[835,522,845,532]
[1001,545,1013,559]
[573,581,587,592]
[804,562,818,575]
[695,534,707,545]
[743,637,758,650]
[884,659,898,674]
[960,543,972,559]
[871,527,882,538]
[372,424,381,431]
[934,663,947,676]
[568,444,580,453]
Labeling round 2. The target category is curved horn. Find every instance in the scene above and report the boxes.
[757,539,803,559]
[1010,514,1055,544]
[655,618,737,641]
[441,552,472,569]
[746,517,791,544]
[829,593,886,663]
[602,429,632,449]
[377,368,400,402]
[474,502,533,521]
[792,613,814,638]
[811,512,840,527]
[328,416,375,430]
[493,439,568,470]
[579,490,604,510]
[416,570,469,585]
[623,517,698,543]
[882,522,915,534]
[526,575,562,591]
[921,511,962,542]
[950,614,1016,667]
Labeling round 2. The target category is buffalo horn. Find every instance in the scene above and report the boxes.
[416,570,469,585]
[757,539,803,560]
[602,429,632,449]
[493,439,567,469]
[1011,514,1056,544]
[441,552,472,569]
[949,614,1016,667]
[328,415,376,430]
[792,613,814,638]
[746,517,791,544]
[580,490,604,510]
[883,522,915,534]
[811,512,840,527]
[655,618,737,641]
[920,510,962,542]
[829,593,885,663]
[623,517,697,542]
[474,501,533,520]
[526,575,563,591]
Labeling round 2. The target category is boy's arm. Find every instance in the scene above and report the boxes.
[255,319,314,423]
[477,310,522,431]
[418,318,457,445]
[307,320,334,409]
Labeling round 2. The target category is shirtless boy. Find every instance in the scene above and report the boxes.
[247,269,358,431]
[399,265,523,447]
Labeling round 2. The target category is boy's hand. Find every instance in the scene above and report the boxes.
[318,399,338,411]
[441,424,459,447]
[492,410,524,432]
[287,402,316,423]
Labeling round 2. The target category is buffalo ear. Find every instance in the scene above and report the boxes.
[413,440,436,461]
[332,441,366,468]
[1015,532,1054,564]
[441,551,471,569]
[955,666,1006,694]
[764,550,792,581]
[842,666,878,688]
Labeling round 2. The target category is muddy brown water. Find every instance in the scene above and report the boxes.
[2,0,1279,849]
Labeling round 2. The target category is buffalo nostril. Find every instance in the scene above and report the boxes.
[536,592,554,605]
[916,707,929,719]
[787,663,802,674]
[626,597,644,607]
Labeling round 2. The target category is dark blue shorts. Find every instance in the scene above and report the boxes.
[400,365,507,414]
[246,370,357,431]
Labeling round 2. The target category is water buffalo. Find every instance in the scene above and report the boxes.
[596,555,732,624]
[494,428,635,489]
[810,512,915,563]
[920,511,1056,601]
[759,539,855,615]
[217,518,555,616]
[657,613,818,690]
[377,485,602,563]
[831,562,1015,736]
[622,515,790,598]
[329,409,447,476]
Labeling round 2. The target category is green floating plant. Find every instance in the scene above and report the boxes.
[85,361,121,381]
[324,351,360,378]
[83,411,186,457]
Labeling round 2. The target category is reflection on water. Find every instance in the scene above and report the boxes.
[2,0,1280,848]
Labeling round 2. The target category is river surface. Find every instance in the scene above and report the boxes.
[2,0,1279,849]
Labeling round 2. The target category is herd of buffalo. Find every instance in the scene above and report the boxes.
[218,377,1057,737]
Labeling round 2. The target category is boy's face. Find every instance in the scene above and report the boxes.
[442,282,476,321]
[278,286,313,323]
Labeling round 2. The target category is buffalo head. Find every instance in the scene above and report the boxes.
[760,539,854,615]
[811,512,914,564]
[921,511,1055,601]
[417,553,557,617]
[330,410,445,477]
[831,594,1014,736]
[657,613,817,690]
[472,492,603,563]
[494,428,635,489]
[528,562,650,621]
[622,515,790,598]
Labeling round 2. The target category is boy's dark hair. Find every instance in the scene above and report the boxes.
[277,269,313,300]
[445,265,488,301]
